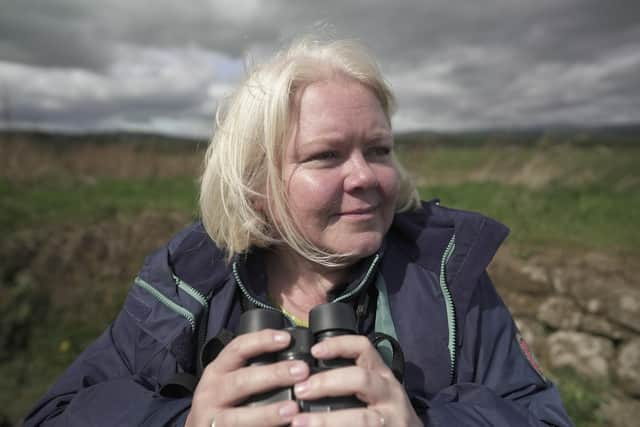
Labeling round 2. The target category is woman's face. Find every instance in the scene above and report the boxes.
[282,78,399,261]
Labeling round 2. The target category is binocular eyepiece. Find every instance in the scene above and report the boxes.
[237,302,365,412]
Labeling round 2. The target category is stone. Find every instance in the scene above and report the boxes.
[501,291,544,317]
[597,395,640,427]
[605,288,640,333]
[562,267,640,333]
[616,339,640,397]
[537,296,582,330]
[586,298,602,314]
[549,267,570,295]
[546,331,614,380]
[489,249,553,295]
[580,314,631,341]
[520,264,549,287]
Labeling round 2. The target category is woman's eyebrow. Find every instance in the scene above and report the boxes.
[304,129,392,144]
[363,131,393,144]
[369,130,393,139]
[301,136,345,146]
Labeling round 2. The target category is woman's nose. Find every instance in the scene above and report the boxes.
[344,152,378,191]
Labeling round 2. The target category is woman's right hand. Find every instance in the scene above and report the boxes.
[184,329,310,427]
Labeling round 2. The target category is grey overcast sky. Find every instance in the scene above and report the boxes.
[1,0,639,137]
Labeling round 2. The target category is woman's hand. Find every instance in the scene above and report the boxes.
[290,335,421,427]
[185,329,310,427]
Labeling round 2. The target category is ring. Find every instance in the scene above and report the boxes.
[373,409,385,426]
[210,417,216,427]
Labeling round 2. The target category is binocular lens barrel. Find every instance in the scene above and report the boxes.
[237,308,286,334]
[310,302,357,340]
[237,302,365,411]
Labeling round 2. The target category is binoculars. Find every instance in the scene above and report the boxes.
[238,302,365,412]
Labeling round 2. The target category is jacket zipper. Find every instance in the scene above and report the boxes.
[439,235,457,383]
[173,274,209,308]
[232,262,297,327]
[332,254,380,303]
[134,275,209,332]
[137,247,456,379]
[232,254,380,327]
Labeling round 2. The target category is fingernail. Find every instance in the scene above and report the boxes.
[278,400,298,417]
[291,414,310,427]
[311,342,327,357]
[289,362,307,379]
[294,381,309,396]
[273,331,289,343]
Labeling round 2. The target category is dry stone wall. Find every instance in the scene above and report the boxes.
[489,247,640,426]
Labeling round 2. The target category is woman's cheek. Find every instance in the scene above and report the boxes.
[288,172,341,224]
[378,165,400,200]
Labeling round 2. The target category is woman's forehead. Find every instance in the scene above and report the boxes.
[297,81,387,131]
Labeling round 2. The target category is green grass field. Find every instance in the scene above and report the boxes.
[2,175,638,254]
[1,132,638,425]
[3,139,638,254]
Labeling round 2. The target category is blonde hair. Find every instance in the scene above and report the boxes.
[199,37,420,265]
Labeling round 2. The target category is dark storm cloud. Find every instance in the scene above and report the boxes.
[0,0,286,71]
[1,0,639,134]
[0,0,117,70]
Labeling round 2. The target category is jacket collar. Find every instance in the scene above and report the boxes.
[232,246,383,309]
[158,201,508,321]
[163,221,231,297]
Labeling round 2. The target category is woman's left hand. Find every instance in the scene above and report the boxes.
[290,335,421,427]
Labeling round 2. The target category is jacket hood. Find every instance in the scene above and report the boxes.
[388,200,510,344]
[391,200,509,275]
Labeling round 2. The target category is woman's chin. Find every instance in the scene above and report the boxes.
[328,234,384,261]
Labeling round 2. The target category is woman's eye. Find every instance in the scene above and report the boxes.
[368,146,391,157]
[310,151,339,161]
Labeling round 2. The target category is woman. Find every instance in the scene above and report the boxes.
[26,38,573,426]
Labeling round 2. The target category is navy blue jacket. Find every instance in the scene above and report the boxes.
[25,201,574,426]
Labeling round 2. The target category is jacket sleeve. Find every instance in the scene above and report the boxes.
[420,272,574,427]
[23,291,192,426]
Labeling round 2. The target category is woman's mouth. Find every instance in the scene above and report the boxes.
[338,206,378,218]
